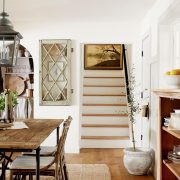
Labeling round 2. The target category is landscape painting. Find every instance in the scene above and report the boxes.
[84,44,123,70]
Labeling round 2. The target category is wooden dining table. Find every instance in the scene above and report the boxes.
[0,119,63,180]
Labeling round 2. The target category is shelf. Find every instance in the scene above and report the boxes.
[156,90,180,179]
[162,126,180,139]
[81,136,129,140]
[81,124,129,128]
[17,57,32,59]
[163,159,180,179]
[17,96,34,99]
[153,89,180,99]
[5,72,34,75]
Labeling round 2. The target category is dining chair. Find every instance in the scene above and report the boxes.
[9,116,72,180]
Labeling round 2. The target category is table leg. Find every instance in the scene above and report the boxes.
[57,126,60,145]
[36,147,40,180]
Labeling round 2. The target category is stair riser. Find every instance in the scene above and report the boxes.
[83,87,126,94]
[81,127,129,136]
[83,96,128,104]
[81,139,130,148]
[83,78,125,86]
[82,116,129,125]
[84,71,124,77]
[82,106,128,114]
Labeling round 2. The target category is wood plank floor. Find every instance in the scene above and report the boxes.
[65,148,154,180]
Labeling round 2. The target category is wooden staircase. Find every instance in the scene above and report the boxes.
[81,73,130,148]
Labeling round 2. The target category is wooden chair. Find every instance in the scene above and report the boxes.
[9,116,72,180]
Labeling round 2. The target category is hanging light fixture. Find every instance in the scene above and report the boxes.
[0,0,22,66]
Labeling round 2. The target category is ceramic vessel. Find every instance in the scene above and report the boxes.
[24,49,30,57]
[123,147,152,175]
[165,75,180,88]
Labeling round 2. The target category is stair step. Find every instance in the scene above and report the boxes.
[81,139,130,148]
[83,103,127,106]
[81,136,129,140]
[83,96,127,104]
[82,124,129,128]
[84,78,125,86]
[83,85,125,87]
[84,76,125,79]
[82,114,128,117]
[82,106,128,114]
[83,86,126,94]
[83,94,126,96]
[82,116,129,125]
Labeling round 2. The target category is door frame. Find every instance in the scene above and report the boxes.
[141,30,152,148]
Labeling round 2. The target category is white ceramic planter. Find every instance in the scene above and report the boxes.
[123,147,152,175]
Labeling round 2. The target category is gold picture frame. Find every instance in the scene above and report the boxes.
[84,44,123,70]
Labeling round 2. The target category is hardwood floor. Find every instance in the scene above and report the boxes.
[66,148,154,180]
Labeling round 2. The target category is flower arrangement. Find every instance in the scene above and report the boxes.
[127,66,141,151]
[0,90,18,111]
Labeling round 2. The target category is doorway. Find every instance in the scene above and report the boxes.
[141,34,151,148]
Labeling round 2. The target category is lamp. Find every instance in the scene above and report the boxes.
[0,0,22,67]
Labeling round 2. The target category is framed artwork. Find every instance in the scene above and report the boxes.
[39,39,71,106]
[84,44,123,70]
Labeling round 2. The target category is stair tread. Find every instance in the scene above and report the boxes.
[82,114,128,117]
[81,124,129,128]
[83,85,125,87]
[83,94,126,96]
[83,103,127,106]
[84,76,125,78]
[81,136,129,140]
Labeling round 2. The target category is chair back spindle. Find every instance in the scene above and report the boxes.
[55,116,72,180]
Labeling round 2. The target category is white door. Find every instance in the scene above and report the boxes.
[141,35,151,148]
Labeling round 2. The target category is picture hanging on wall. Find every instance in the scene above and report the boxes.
[84,44,123,70]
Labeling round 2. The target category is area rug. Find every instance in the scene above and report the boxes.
[6,164,111,180]
[67,164,111,180]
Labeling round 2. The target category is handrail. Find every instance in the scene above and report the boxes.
[122,44,129,96]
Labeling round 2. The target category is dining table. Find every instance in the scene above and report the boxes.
[0,118,63,180]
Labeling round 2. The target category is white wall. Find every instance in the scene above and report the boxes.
[14,21,140,153]
[137,0,180,178]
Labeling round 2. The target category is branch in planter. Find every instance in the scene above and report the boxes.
[127,65,141,151]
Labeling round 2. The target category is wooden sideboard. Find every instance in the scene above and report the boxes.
[154,89,180,180]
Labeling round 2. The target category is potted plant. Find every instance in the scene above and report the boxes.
[0,90,18,122]
[123,66,152,175]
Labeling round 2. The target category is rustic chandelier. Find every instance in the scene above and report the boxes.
[0,0,23,66]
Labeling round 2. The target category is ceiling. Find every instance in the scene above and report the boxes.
[1,0,157,23]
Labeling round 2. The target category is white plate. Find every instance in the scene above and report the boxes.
[174,109,180,114]
[164,117,170,122]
